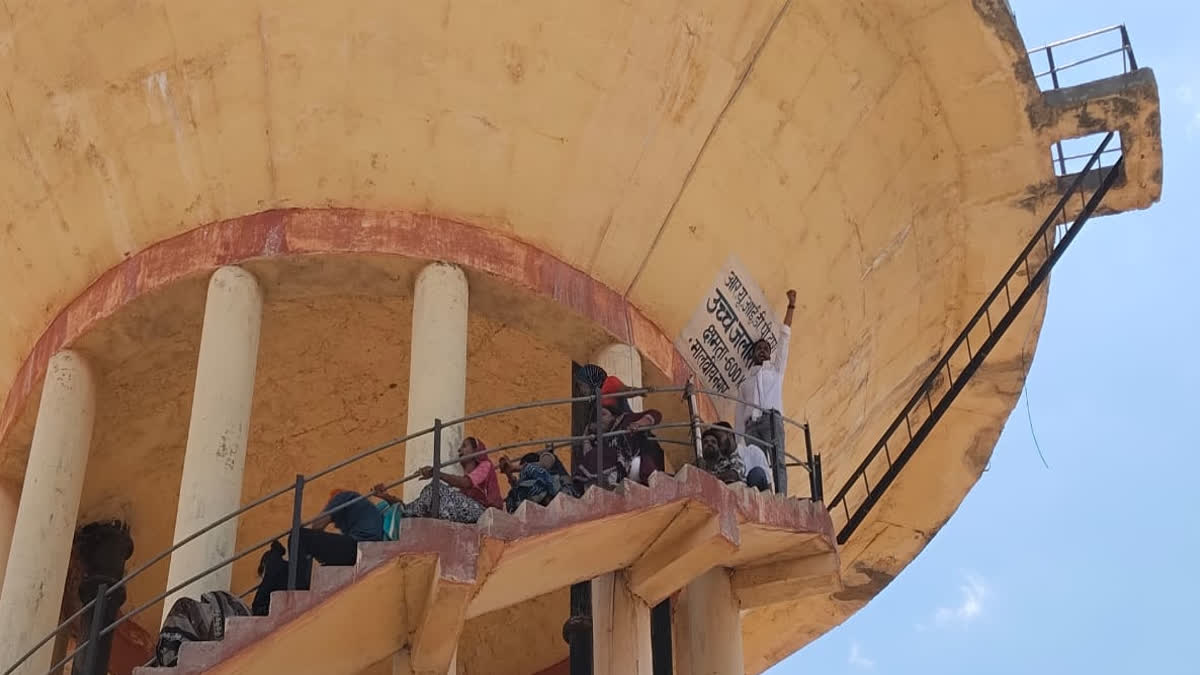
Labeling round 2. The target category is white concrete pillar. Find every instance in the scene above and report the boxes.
[593,572,653,675]
[588,343,646,670]
[0,350,96,675]
[591,343,643,412]
[672,567,744,675]
[0,480,18,595]
[162,266,262,621]
[404,263,469,501]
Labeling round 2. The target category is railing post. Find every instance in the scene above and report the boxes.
[769,410,788,496]
[592,391,604,489]
[803,424,815,499]
[79,583,107,675]
[287,474,304,591]
[1043,46,1071,176]
[431,418,443,518]
[684,377,703,464]
[813,454,824,503]
[1120,25,1137,70]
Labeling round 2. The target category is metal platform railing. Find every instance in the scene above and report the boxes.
[1028,24,1137,90]
[827,131,1124,545]
[4,383,820,675]
[1027,24,1137,177]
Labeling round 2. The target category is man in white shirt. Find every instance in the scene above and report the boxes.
[735,289,796,493]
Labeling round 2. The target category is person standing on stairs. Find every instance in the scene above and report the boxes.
[734,289,797,491]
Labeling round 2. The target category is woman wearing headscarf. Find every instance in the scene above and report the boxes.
[373,436,502,524]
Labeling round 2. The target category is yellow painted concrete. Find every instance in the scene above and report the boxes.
[0,0,1163,672]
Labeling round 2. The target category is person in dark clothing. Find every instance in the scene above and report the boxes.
[573,407,663,490]
[253,490,384,615]
[575,364,648,415]
[500,452,562,512]
[697,427,745,485]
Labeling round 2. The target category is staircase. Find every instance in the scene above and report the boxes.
[135,466,838,675]
[827,131,1125,544]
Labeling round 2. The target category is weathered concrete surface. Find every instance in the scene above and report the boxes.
[0,0,1164,671]
[0,242,693,652]
[1035,69,1163,215]
[592,572,653,675]
[674,568,744,675]
[133,469,835,675]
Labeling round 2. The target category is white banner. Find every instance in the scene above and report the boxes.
[675,256,782,421]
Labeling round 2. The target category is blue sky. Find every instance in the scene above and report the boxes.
[772,2,1198,674]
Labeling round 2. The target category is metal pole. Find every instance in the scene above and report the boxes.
[770,409,787,496]
[80,583,107,675]
[566,582,593,675]
[684,377,703,464]
[1044,46,1070,177]
[650,599,673,675]
[1120,25,1137,69]
[287,474,304,591]
[592,391,604,489]
[431,418,443,517]
[813,454,824,503]
[804,424,815,499]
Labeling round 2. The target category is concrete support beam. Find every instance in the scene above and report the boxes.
[163,266,263,620]
[409,569,471,675]
[405,263,469,500]
[731,551,841,609]
[592,572,653,675]
[627,504,739,606]
[585,343,648,674]
[0,479,18,593]
[0,350,96,675]
[672,568,743,675]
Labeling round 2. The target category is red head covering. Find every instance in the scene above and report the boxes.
[600,376,626,409]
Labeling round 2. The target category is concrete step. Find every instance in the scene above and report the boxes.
[134,468,837,675]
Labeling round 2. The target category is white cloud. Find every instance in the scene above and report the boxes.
[917,572,990,631]
[848,642,875,670]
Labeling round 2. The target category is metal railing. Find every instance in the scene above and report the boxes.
[827,132,1125,545]
[5,383,821,675]
[1028,25,1135,177]
[1028,24,1137,91]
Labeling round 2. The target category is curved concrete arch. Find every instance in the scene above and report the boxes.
[0,208,698,447]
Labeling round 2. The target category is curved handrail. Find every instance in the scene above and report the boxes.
[7,383,819,675]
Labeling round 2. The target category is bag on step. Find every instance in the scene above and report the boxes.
[154,590,251,667]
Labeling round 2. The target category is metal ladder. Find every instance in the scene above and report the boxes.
[828,131,1125,545]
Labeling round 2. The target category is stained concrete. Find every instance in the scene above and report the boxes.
[0,0,1164,672]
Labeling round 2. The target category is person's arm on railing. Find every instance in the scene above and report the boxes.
[497,457,521,485]
[371,483,402,505]
[417,465,475,491]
